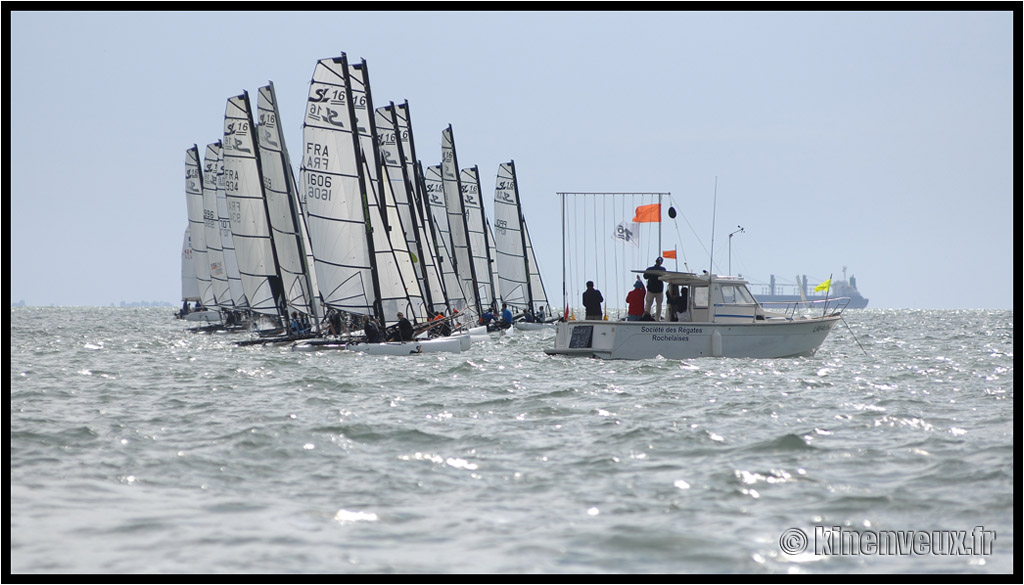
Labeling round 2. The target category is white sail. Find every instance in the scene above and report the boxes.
[461,166,499,311]
[523,220,552,316]
[424,163,467,312]
[215,142,248,310]
[377,102,447,315]
[376,162,425,322]
[441,126,480,315]
[222,92,285,319]
[257,82,320,320]
[180,225,200,303]
[493,161,551,316]
[184,145,214,308]
[202,143,230,308]
[300,55,378,318]
[348,60,423,325]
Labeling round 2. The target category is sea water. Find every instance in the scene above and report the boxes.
[9,307,1014,574]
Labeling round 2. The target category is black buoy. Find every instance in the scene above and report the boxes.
[668,206,677,218]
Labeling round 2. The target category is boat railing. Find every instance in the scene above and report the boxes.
[759,296,850,320]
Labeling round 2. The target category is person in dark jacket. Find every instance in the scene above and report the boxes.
[644,256,667,321]
[364,316,383,343]
[582,281,604,320]
[395,312,414,342]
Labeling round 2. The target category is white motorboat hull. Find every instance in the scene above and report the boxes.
[544,317,840,360]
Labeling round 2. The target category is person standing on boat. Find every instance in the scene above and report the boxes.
[583,281,604,320]
[644,256,667,321]
[626,279,645,321]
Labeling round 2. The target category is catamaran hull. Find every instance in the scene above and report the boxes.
[292,335,471,354]
[183,311,221,323]
[544,317,840,360]
[514,322,555,332]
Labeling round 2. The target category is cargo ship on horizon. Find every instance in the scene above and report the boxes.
[750,267,869,309]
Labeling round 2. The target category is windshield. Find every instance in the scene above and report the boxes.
[720,284,755,304]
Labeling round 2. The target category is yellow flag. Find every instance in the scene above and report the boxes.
[814,278,831,293]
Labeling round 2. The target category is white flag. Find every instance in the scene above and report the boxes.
[613,221,639,247]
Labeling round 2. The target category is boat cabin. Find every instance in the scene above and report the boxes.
[654,271,774,324]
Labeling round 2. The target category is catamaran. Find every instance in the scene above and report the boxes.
[176,225,218,323]
[492,160,553,331]
[222,91,292,335]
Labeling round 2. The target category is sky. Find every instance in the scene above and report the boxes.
[8,9,1016,310]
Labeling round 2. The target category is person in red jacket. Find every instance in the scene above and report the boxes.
[625,279,645,321]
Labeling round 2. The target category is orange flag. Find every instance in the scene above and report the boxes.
[661,250,677,259]
[632,203,661,223]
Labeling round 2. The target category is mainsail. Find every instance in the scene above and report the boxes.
[441,126,480,315]
[257,81,320,321]
[460,166,500,311]
[184,145,214,308]
[215,143,248,310]
[424,163,467,312]
[180,225,200,304]
[222,92,286,320]
[202,143,230,309]
[348,59,423,324]
[493,161,551,316]
[301,54,394,324]
[377,101,447,315]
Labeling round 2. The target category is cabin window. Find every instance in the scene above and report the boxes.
[720,284,755,304]
[693,286,709,308]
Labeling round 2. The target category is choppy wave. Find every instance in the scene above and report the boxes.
[9,307,1014,574]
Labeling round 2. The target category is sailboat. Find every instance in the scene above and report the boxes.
[292,53,468,354]
[222,91,290,334]
[214,140,250,320]
[201,143,232,313]
[422,162,471,319]
[440,126,482,320]
[460,166,501,315]
[492,160,553,331]
[376,101,449,321]
[181,146,221,324]
[176,225,212,322]
[256,81,321,335]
